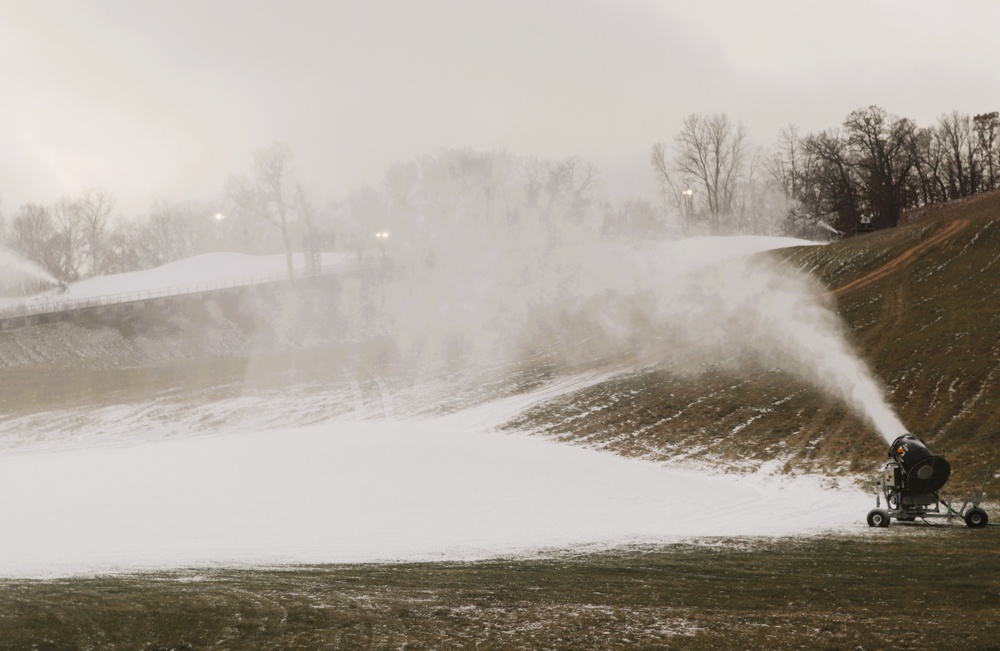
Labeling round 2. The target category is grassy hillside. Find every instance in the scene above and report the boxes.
[510,191,1000,494]
[785,191,1000,483]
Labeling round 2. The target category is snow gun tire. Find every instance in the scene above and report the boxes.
[867,509,891,528]
[965,508,989,528]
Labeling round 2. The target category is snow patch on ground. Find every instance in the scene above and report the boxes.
[0,411,872,579]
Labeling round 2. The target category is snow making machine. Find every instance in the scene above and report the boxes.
[866,434,991,528]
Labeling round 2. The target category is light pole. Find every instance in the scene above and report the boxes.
[682,188,693,225]
[213,212,226,249]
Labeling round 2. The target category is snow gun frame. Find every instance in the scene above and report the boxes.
[866,434,991,528]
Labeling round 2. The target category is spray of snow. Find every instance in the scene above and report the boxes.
[654,253,907,443]
[4,232,906,444]
[0,245,59,290]
[378,228,906,443]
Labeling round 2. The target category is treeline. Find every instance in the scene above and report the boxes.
[0,143,324,285]
[0,146,659,286]
[5,190,227,282]
[1,105,997,286]
[653,106,1000,236]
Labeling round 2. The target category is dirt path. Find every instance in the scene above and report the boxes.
[833,218,970,298]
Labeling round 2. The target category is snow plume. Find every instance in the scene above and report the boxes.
[0,245,59,293]
[641,253,908,443]
[351,150,905,442]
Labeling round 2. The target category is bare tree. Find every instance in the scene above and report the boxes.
[734,146,766,234]
[103,216,149,274]
[935,111,977,198]
[228,142,296,276]
[912,126,947,205]
[52,196,86,281]
[843,106,920,229]
[78,187,115,276]
[766,125,804,199]
[542,156,599,226]
[652,113,752,232]
[383,161,419,215]
[800,129,864,233]
[795,106,924,234]
[7,203,62,277]
[141,200,220,266]
[974,111,999,191]
[650,142,695,231]
[676,113,749,230]
[340,185,386,269]
[295,184,321,275]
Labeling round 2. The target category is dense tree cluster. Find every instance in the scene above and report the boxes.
[652,106,1000,237]
[1,106,997,289]
[766,107,1000,234]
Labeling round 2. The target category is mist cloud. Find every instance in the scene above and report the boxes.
[354,150,905,443]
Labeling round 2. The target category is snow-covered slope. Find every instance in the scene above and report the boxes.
[13,251,355,308]
[0,236,884,579]
[0,416,870,579]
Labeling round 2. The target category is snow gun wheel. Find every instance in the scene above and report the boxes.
[867,509,891,528]
[965,508,989,528]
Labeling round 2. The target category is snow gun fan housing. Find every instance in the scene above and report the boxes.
[867,433,990,528]
[887,434,951,495]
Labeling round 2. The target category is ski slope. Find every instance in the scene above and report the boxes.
[0,236,879,579]
[0,408,871,578]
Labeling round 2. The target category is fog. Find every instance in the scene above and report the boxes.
[1,1,997,213]
[386,240,908,444]
[0,1,940,445]
[342,151,906,443]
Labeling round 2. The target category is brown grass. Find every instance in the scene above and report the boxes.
[1,530,997,650]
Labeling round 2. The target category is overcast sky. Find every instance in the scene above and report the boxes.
[1,0,998,214]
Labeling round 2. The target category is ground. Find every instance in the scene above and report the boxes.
[1,529,997,650]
